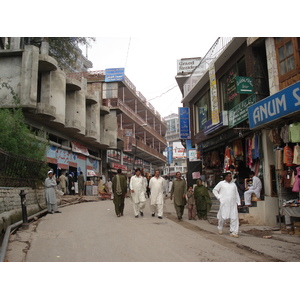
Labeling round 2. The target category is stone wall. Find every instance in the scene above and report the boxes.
[0,187,48,233]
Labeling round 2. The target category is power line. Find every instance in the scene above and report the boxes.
[124,37,131,68]
[148,85,178,101]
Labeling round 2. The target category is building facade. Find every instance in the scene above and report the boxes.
[163,113,187,179]
[68,70,167,179]
[180,37,300,226]
[0,38,166,188]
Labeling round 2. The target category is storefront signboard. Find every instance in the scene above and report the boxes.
[105,68,125,82]
[236,76,253,94]
[204,111,228,135]
[229,94,256,128]
[209,63,220,125]
[71,141,89,156]
[189,149,200,162]
[248,81,300,129]
[179,107,191,139]
[111,162,127,171]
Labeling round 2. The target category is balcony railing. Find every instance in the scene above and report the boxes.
[183,37,233,97]
[117,130,166,162]
[106,98,167,146]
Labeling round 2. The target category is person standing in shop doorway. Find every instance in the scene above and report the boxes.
[112,169,127,217]
[170,171,187,220]
[213,172,240,237]
[129,168,147,218]
[45,170,61,214]
[244,171,262,207]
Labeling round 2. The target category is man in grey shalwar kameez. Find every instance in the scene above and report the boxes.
[45,170,61,214]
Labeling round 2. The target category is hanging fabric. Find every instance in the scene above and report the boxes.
[289,123,300,143]
[280,124,290,143]
[293,145,300,165]
[247,138,253,167]
[283,145,293,166]
[292,166,300,193]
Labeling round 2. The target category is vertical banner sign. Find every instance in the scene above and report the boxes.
[167,146,173,164]
[179,107,191,139]
[124,129,132,152]
[209,62,220,125]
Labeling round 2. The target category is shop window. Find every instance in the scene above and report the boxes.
[219,58,248,111]
[275,37,300,86]
[195,90,211,131]
[278,40,295,75]
[270,165,278,197]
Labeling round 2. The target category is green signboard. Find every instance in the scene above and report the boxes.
[229,94,256,128]
[236,76,253,94]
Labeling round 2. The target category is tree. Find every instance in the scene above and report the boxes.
[23,37,95,70]
[0,82,47,161]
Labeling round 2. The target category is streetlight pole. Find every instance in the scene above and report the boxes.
[132,123,147,172]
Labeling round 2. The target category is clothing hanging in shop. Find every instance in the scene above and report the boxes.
[281,169,293,188]
[283,145,293,166]
[233,139,243,157]
[247,138,252,167]
[292,166,300,193]
[268,128,282,146]
[280,125,290,144]
[289,123,300,143]
[275,148,283,172]
[293,145,300,165]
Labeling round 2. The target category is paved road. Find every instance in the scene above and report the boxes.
[5,197,300,262]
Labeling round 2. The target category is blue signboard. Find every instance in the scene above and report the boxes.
[179,107,191,139]
[248,81,300,129]
[204,111,228,135]
[105,68,125,82]
[167,146,173,164]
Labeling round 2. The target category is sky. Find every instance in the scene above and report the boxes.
[83,36,218,118]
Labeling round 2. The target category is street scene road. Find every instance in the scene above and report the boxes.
[4,196,300,262]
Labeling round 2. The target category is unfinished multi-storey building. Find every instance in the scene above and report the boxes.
[0,37,167,184]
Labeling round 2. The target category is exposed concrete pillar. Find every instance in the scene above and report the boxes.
[40,41,49,55]
[10,37,21,50]
[265,38,280,95]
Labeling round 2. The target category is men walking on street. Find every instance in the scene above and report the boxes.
[45,170,61,214]
[130,168,147,218]
[112,169,127,217]
[244,171,262,207]
[149,170,165,219]
[170,171,187,220]
[77,171,85,196]
[213,172,241,237]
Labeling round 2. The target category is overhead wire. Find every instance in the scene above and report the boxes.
[124,37,131,68]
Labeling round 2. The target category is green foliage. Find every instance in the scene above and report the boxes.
[0,108,47,161]
[24,37,95,70]
[0,82,47,161]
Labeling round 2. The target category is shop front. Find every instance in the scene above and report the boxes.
[46,142,100,188]
[247,81,300,228]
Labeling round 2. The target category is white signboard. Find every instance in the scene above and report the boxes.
[177,58,201,74]
[173,141,186,158]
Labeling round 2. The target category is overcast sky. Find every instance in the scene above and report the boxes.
[84,36,218,118]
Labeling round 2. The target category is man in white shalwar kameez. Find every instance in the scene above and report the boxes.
[244,171,262,206]
[213,172,241,237]
[130,168,147,218]
[149,170,165,219]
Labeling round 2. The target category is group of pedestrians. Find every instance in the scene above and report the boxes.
[45,166,262,239]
